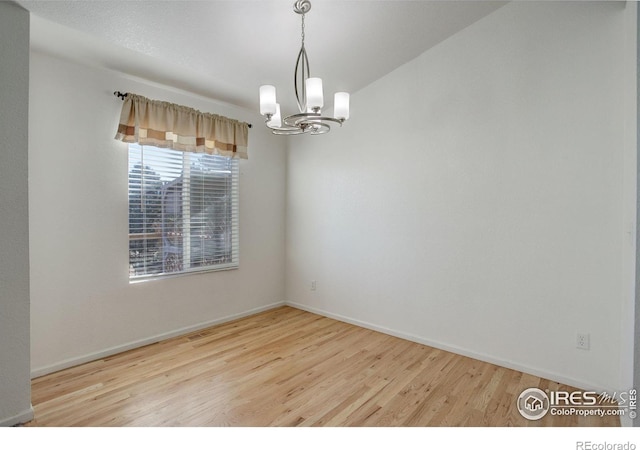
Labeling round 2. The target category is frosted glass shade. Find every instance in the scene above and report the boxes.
[268,103,282,128]
[305,78,324,109]
[260,85,277,116]
[334,92,350,120]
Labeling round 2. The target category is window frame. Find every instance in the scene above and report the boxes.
[127,144,240,281]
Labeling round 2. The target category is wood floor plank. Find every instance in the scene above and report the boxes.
[26,306,620,427]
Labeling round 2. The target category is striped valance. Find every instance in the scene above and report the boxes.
[114,93,249,159]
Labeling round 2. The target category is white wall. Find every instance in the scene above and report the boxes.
[0,2,33,426]
[286,1,636,392]
[29,51,287,375]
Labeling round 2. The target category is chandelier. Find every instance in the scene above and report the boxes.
[259,0,350,135]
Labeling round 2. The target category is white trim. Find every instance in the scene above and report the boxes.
[286,301,615,395]
[0,405,34,427]
[30,301,285,378]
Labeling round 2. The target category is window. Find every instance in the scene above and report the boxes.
[128,144,239,279]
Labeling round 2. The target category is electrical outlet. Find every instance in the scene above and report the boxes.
[576,333,590,350]
[311,280,316,291]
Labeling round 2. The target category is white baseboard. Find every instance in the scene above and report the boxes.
[0,405,34,427]
[286,301,614,395]
[31,301,286,378]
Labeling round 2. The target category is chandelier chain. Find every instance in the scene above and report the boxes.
[301,13,305,47]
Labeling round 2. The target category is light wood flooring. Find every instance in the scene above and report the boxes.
[26,306,620,426]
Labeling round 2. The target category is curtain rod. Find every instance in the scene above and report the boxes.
[113,91,252,128]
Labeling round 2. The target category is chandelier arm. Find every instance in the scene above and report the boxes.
[275,120,330,136]
[294,116,344,127]
[294,46,310,113]
[272,128,311,136]
[284,113,344,128]
[265,115,308,134]
[309,124,331,135]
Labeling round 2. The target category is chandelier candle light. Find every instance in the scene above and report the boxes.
[259,0,350,135]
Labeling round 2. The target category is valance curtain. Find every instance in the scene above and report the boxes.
[114,93,249,159]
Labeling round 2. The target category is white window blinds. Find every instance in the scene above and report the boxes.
[128,144,239,279]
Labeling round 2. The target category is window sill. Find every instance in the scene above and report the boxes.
[129,263,239,284]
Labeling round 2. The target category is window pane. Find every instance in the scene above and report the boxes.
[128,144,239,279]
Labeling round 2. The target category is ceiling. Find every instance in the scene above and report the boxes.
[17,0,506,112]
